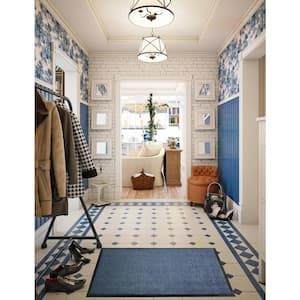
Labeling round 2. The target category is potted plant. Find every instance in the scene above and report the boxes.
[145,93,168,141]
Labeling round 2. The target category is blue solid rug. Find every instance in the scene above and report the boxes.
[87,248,234,297]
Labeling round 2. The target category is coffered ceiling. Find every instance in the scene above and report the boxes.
[46,0,260,53]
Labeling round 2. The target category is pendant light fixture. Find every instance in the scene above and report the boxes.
[129,0,174,28]
[138,32,167,63]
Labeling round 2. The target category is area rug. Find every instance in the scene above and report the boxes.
[87,248,234,297]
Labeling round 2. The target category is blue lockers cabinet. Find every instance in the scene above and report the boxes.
[218,97,239,204]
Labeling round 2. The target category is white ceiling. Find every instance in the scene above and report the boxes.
[47,0,259,53]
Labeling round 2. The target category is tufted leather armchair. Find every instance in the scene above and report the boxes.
[187,165,218,205]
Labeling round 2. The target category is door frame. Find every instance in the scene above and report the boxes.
[238,33,265,224]
[114,75,192,200]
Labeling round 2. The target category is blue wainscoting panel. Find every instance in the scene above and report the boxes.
[218,97,239,204]
[80,103,89,190]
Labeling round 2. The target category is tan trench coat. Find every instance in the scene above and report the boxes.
[35,91,66,217]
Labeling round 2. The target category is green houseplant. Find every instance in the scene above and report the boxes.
[145,93,168,141]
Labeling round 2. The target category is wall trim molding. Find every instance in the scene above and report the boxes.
[90,50,218,57]
[240,31,266,60]
[35,78,53,89]
[114,74,193,81]
[198,0,221,43]
[218,94,239,106]
[41,0,89,55]
[218,0,264,55]
[86,0,108,43]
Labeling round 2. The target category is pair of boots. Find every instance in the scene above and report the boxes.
[45,241,95,294]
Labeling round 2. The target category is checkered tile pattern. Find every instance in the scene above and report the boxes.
[36,202,264,300]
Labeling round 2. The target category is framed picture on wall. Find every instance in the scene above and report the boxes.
[194,109,215,130]
[91,109,112,130]
[91,80,112,100]
[194,80,215,100]
[195,138,215,159]
[91,138,112,159]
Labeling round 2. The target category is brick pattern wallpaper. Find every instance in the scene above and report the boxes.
[88,53,219,200]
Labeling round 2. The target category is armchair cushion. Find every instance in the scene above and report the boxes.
[122,147,165,187]
[140,141,163,157]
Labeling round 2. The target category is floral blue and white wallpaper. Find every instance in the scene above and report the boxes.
[218,2,265,102]
[35,0,88,102]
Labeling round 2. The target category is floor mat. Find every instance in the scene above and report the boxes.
[87,248,234,297]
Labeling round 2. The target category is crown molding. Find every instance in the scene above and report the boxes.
[90,50,217,57]
[40,0,88,55]
[86,0,108,42]
[218,0,264,55]
[107,35,199,42]
[198,0,221,43]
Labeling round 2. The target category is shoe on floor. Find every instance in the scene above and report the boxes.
[45,276,85,294]
[50,262,83,277]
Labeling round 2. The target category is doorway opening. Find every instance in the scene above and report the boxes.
[239,35,265,224]
[119,80,188,200]
[54,47,80,211]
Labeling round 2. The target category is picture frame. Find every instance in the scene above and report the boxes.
[91,109,112,130]
[91,80,112,100]
[194,80,215,100]
[194,138,215,159]
[194,109,215,130]
[91,138,112,159]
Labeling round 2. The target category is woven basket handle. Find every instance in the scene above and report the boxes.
[207,182,223,195]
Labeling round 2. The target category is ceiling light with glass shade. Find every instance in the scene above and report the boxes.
[138,33,168,62]
[129,0,174,28]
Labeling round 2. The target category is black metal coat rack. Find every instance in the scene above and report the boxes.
[35,82,102,249]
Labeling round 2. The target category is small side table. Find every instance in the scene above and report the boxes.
[164,148,182,186]
[91,183,111,207]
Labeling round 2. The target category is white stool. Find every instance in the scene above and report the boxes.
[91,183,111,207]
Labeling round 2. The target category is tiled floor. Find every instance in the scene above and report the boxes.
[36,200,265,300]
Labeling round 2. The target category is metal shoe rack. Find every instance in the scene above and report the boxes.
[35,82,102,249]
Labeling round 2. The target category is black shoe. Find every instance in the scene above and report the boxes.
[70,240,95,254]
[45,276,85,294]
[68,243,90,264]
[50,262,83,277]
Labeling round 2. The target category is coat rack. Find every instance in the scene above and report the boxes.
[35,82,102,249]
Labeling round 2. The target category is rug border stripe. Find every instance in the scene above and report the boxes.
[211,219,265,300]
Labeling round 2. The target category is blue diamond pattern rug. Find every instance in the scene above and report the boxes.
[87,248,234,297]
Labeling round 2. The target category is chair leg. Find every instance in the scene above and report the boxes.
[190,202,193,207]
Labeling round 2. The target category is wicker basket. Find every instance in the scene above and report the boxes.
[131,169,155,190]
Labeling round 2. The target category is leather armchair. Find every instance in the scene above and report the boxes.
[187,165,218,205]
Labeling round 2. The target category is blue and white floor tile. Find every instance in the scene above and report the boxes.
[35,201,265,300]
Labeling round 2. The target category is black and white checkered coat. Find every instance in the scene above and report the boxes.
[57,103,97,198]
